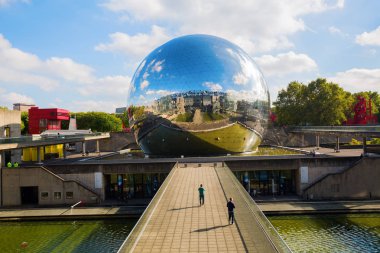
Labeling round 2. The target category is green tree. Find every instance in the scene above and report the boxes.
[303,78,353,125]
[274,78,354,126]
[115,111,129,128]
[273,81,307,125]
[129,105,145,121]
[21,112,29,135]
[75,112,122,132]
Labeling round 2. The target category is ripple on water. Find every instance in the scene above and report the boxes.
[0,219,137,253]
[269,213,380,253]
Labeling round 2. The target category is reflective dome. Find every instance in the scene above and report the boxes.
[128,34,269,156]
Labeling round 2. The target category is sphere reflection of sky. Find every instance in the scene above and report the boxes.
[129,34,269,106]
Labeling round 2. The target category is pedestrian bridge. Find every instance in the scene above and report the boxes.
[118,163,291,253]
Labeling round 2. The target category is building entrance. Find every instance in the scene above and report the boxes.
[235,170,296,196]
[105,173,168,201]
[20,186,38,205]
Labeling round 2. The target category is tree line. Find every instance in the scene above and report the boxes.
[273,78,379,126]
[20,111,123,134]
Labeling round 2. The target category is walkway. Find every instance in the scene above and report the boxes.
[118,163,287,253]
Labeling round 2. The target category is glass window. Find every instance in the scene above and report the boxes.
[41,192,49,199]
[66,192,73,199]
[54,192,62,200]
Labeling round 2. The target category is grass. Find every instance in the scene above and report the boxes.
[175,112,193,122]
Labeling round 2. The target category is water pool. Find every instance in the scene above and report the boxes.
[0,219,137,253]
[269,213,380,253]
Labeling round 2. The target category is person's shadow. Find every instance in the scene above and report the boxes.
[169,205,199,211]
[191,225,229,233]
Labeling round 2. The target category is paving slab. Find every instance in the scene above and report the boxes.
[119,163,284,253]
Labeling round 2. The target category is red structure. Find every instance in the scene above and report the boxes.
[28,107,70,134]
[269,111,277,123]
[346,96,378,125]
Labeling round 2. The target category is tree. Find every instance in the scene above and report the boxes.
[352,91,380,116]
[273,81,308,125]
[115,111,129,128]
[75,112,122,132]
[129,105,145,121]
[274,78,354,126]
[21,112,29,135]
[303,78,353,125]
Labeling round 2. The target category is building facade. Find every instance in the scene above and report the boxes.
[0,108,21,166]
[28,107,70,134]
[13,103,36,112]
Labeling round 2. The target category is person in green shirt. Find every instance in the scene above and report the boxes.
[198,184,205,206]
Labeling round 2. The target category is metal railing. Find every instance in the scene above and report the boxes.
[117,163,178,253]
[0,132,109,144]
[215,165,292,253]
[288,125,380,135]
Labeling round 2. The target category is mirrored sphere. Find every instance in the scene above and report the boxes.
[128,34,269,156]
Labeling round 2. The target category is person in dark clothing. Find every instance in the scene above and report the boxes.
[198,184,205,206]
[227,197,235,224]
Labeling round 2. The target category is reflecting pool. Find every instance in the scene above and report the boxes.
[0,219,137,253]
[269,213,380,253]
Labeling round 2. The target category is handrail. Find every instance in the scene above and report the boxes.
[0,132,110,144]
[215,165,293,253]
[287,126,380,137]
[303,157,364,192]
[117,162,178,253]
[41,166,100,199]
[71,201,82,209]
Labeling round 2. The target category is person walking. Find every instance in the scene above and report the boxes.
[227,197,235,224]
[198,184,205,206]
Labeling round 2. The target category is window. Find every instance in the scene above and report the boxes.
[65,192,74,199]
[40,192,49,199]
[4,127,10,137]
[54,192,62,200]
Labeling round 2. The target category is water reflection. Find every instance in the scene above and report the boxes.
[128,35,270,156]
[0,219,137,253]
[269,214,380,253]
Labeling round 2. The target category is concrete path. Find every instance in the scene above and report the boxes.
[118,163,282,253]
[121,164,247,253]
[0,206,144,220]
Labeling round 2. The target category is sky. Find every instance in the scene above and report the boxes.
[0,0,379,112]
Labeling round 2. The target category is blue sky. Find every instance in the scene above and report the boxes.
[0,0,379,112]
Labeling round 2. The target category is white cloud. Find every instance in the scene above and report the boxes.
[151,60,164,73]
[145,89,174,96]
[0,34,97,91]
[0,34,133,112]
[0,0,29,7]
[46,57,95,83]
[328,68,380,92]
[140,80,149,90]
[225,48,264,87]
[0,66,59,91]
[95,25,170,60]
[328,26,347,37]
[0,90,35,106]
[77,75,131,97]
[203,82,222,92]
[355,26,380,46]
[70,100,123,113]
[102,0,344,53]
[254,51,318,76]
[226,89,256,102]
